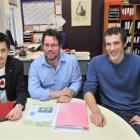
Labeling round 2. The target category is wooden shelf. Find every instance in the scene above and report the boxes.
[104,2,140,55]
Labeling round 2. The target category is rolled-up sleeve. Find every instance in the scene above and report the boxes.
[69,56,82,96]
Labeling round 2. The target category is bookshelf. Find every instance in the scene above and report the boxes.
[23,31,33,43]
[104,2,140,55]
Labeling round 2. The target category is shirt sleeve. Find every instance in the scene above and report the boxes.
[83,58,98,96]
[69,56,82,96]
[28,61,51,100]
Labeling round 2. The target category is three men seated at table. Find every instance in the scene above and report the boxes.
[0,27,140,136]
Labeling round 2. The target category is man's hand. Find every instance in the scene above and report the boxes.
[51,87,73,98]
[50,88,74,102]
[129,115,140,125]
[5,104,23,121]
[56,88,73,103]
[57,95,72,103]
[90,111,106,127]
[59,87,74,98]
[84,92,106,127]
[50,91,60,99]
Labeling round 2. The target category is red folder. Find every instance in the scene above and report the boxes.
[0,101,14,121]
[55,102,89,130]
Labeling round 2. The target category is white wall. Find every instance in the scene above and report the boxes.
[0,0,23,44]
[0,0,9,33]
[16,0,23,44]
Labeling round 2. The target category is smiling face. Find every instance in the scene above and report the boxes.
[43,35,61,62]
[0,42,9,68]
[105,33,126,64]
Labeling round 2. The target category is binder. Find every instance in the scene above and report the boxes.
[0,101,14,121]
[55,102,89,130]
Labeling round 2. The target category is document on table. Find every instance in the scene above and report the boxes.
[24,104,56,127]
[52,102,89,133]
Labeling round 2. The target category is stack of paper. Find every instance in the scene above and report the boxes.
[25,43,41,50]
[74,52,90,60]
[53,102,88,132]
[30,51,44,59]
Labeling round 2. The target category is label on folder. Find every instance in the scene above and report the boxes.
[55,102,89,132]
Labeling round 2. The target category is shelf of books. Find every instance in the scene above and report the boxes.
[104,1,140,55]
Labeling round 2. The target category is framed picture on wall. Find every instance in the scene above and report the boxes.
[71,0,92,26]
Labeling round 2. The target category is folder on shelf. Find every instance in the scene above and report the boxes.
[0,101,14,121]
[55,102,89,131]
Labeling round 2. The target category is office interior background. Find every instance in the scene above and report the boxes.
[0,0,140,98]
[0,0,140,57]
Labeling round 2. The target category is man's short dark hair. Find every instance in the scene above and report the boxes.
[104,27,127,45]
[42,29,62,45]
[0,32,10,49]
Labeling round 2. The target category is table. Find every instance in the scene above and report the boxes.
[0,98,139,140]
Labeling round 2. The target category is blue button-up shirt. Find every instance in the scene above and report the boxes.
[28,52,82,100]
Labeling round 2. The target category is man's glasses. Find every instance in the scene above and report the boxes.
[42,44,59,49]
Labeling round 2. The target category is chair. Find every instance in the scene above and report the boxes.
[60,31,67,49]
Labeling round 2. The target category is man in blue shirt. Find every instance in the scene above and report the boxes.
[83,27,140,136]
[28,29,81,103]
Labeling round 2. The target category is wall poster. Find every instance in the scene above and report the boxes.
[71,0,92,26]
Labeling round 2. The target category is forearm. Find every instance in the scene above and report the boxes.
[58,88,73,97]
[50,91,60,99]
[84,92,101,114]
[29,86,51,100]
[84,92,106,127]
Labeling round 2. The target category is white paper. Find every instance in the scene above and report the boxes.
[25,105,56,123]
[55,0,62,15]
[55,16,66,27]
[23,2,55,25]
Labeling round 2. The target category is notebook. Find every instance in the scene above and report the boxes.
[0,101,14,121]
[55,102,89,131]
